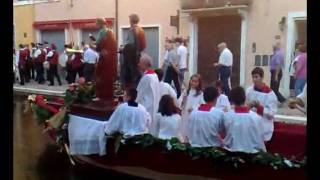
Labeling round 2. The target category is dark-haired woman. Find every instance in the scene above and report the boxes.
[151,95,184,142]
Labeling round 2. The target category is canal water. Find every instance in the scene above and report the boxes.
[13,95,148,180]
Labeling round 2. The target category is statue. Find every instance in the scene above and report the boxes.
[94,18,118,102]
[120,14,146,89]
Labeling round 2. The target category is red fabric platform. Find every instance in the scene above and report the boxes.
[267,122,306,160]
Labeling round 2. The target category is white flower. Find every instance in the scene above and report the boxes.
[27,94,36,102]
[284,159,293,167]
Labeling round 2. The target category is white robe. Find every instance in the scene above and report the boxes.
[151,113,184,142]
[216,94,231,111]
[159,81,178,106]
[104,103,151,137]
[178,89,204,138]
[246,86,278,141]
[223,109,266,153]
[137,72,160,120]
[187,107,224,147]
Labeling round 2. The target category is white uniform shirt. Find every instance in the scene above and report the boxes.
[34,49,42,58]
[187,107,224,147]
[46,51,54,58]
[104,103,151,137]
[177,45,188,69]
[159,81,178,106]
[151,113,184,142]
[246,86,278,141]
[216,94,231,111]
[223,109,266,153]
[218,48,233,67]
[84,48,99,64]
[136,71,161,121]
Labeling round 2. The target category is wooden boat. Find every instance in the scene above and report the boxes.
[40,98,306,180]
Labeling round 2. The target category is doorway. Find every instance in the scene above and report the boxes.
[197,15,241,87]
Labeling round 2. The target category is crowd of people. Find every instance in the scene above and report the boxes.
[13,39,99,86]
[105,52,279,153]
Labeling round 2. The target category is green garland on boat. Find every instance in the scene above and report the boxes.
[109,132,306,170]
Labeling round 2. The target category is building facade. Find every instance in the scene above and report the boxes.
[14,0,306,96]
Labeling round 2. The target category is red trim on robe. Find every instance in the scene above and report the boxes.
[145,69,155,74]
[198,104,213,112]
[234,106,250,113]
[256,105,264,116]
[254,84,272,93]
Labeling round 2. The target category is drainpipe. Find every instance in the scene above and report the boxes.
[115,0,119,42]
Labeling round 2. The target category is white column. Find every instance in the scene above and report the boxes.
[35,29,41,43]
[238,9,248,87]
[64,28,69,44]
[188,16,198,76]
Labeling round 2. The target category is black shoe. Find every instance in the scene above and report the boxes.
[48,84,54,86]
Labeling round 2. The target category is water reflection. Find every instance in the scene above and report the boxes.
[13,96,147,180]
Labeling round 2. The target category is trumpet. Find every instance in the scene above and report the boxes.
[65,48,84,54]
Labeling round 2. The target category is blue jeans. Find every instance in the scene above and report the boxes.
[294,78,306,96]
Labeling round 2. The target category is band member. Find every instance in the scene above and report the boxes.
[246,67,278,141]
[121,13,146,88]
[46,44,62,86]
[18,44,28,85]
[34,43,46,84]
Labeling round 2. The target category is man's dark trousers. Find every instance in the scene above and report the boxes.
[219,66,231,97]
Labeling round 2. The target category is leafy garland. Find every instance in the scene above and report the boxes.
[109,133,306,170]
[27,81,306,171]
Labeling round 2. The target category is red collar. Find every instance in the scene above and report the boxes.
[145,69,155,74]
[198,103,214,112]
[234,106,250,113]
[254,84,272,93]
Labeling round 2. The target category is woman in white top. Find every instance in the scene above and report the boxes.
[151,95,184,142]
[178,74,204,139]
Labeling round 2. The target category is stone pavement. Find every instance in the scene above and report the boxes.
[13,80,306,123]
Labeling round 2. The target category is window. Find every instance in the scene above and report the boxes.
[255,55,261,66]
[262,55,269,66]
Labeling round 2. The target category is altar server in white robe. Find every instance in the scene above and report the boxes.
[246,67,278,141]
[223,86,266,153]
[178,74,204,139]
[105,88,151,137]
[151,95,184,142]
[136,53,161,120]
[215,80,231,112]
[187,86,224,147]
[154,68,178,106]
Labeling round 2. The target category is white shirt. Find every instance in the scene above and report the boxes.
[84,48,99,64]
[246,86,278,141]
[177,45,188,69]
[223,109,266,153]
[218,48,233,67]
[136,71,161,121]
[152,113,184,142]
[46,50,54,58]
[34,49,42,58]
[187,107,224,147]
[297,84,307,111]
[216,94,231,111]
[159,81,178,106]
[104,103,151,137]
